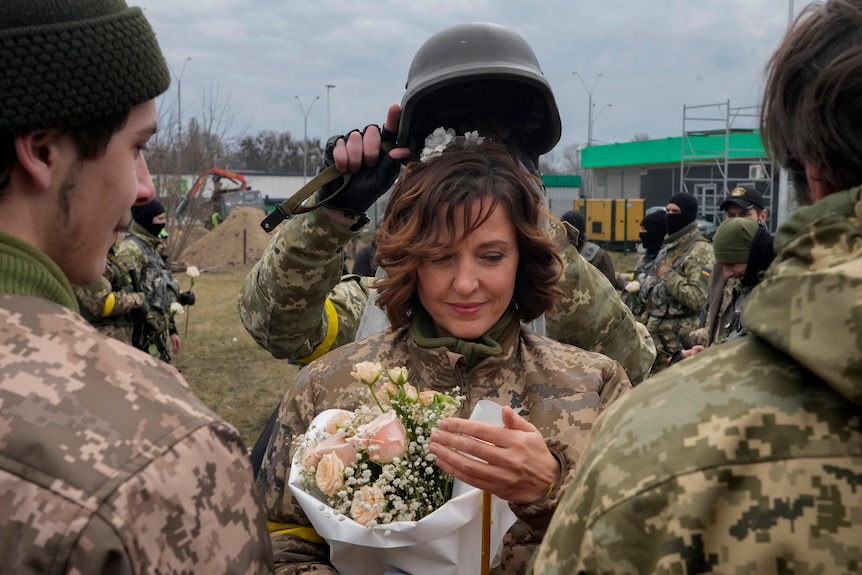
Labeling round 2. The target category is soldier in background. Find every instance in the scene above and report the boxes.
[116,199,196,362]
[559,210,621,289]
[689,185,774,348]
[619,210,666,321]
[0,0,272,571]
[528,1,862,572]
[645,192,714,373]
[687,216,775,351]
[72,243,148,344]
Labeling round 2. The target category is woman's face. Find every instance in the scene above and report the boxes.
[417,200,519,339]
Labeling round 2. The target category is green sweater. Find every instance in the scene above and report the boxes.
[0,230,79,312]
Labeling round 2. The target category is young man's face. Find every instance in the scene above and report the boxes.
[49,100,157,285]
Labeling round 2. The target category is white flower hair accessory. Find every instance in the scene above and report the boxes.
[419,127,486,162]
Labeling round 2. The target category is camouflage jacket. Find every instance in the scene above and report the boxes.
[648,221,714,319]
[528,187,862,575]
[256,317,631,575]
[239,209,656,383]
[620,253,660,321]
[0,233,274,574]
[690,275,749,347]
[115,222,180,335]
[73,250,146,342]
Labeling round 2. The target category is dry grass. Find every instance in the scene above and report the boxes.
[172,264,298,448]
[178,250,639,448]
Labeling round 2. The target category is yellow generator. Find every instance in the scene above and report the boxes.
[572,198,644,249]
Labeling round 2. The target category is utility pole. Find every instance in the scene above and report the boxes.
[167,57,191,198]
[572,72,604,146]
[326,84,336,138]
[295,95,320,184]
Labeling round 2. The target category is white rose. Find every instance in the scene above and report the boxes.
[350,485,385,526]
[170,302,184,315]
[315,452,345,496]
[351,362,383,385]
[185,265,200,278]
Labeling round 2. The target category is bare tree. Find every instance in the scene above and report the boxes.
[631,132,650,142]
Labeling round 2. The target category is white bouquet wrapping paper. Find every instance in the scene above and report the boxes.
[288,400,517,575]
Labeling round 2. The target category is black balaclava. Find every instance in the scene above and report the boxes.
[665,192,698,236]
[639,210,666,258]
[561,210,587,247]
[741,226,776,288]
[131,199,166,239]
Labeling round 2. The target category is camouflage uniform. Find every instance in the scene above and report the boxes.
[0,231,274,574]
[72,248,146,344]
[256,315,631,574]
[116,221,181,361]
[689,275,749,347]
[527,187,862,575]
[620,253,661,322]
[646,220,714,372]
[239,208,656,383]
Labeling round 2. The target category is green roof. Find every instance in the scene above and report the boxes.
[541,174,581,187]
[582,132,767,169]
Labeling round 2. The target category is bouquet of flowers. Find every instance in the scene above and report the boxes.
[288,362,517,575]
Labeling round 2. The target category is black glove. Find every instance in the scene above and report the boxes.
[179,291,196,306]
[313,126,402,216]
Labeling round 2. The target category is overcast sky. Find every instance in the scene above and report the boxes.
[139,0,807,159]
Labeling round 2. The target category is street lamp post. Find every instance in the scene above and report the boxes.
[295,95,320,183]
[167,57,191,198]
[572,71,604,146]
[325,84,336,138]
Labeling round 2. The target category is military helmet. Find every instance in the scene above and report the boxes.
[397,22,562,160]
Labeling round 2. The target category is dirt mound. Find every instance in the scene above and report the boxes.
[179,207,276,268]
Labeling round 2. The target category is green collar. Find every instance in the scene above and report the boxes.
[410,305,516,370]
[0,230,79,312]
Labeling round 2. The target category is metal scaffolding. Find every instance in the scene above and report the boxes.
[679,101,774,227]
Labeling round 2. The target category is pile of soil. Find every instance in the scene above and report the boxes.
[178,206,276,268]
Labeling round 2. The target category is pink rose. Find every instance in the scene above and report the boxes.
[351,485,385,526]
[315,452,345,496]
[314,433,360,466]
[347,410,407,463]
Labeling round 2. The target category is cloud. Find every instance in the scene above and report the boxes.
[140,0,805,154]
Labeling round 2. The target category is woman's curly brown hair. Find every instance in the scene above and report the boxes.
[373,139,563,329]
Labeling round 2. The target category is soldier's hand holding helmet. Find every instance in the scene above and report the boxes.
[314,105,411,219]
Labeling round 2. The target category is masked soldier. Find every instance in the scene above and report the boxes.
[646,192,714,373]
[115,199,195,362]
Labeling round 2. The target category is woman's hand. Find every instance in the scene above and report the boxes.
[429,406,559,504]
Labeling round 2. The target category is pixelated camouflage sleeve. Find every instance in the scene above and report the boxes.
[660,240,713,314]
[73,274,144,318]
[238,209,369,362]
[546,242,656,384]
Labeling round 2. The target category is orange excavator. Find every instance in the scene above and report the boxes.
[176,168,265,228]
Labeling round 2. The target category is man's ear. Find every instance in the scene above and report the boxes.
[13,130,65,190]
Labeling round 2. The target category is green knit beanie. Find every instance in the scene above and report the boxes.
[0,0,170,133]
[712,217,760,264]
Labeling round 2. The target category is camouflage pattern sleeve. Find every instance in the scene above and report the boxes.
[528,336,862,575]
[659,240,713,314]
[0,295,274,574]
[113,237,148,275]
[238,209,370,362]
[546,242,656,384]
[73,274,145,319]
